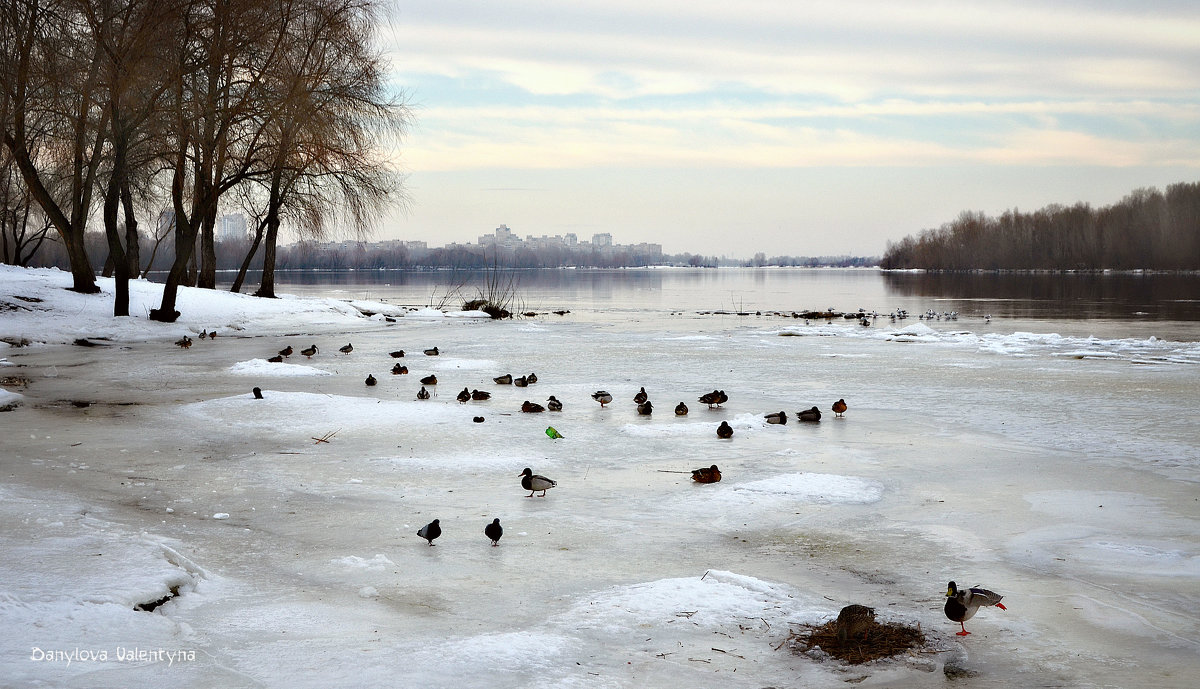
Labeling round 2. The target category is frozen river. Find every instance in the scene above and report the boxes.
[2,266,1199,688]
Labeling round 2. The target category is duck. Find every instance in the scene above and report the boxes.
[691,464,721,483]
[526,372,538,384]
[423,346,439,356]
[473,416,485,423]
[494,374,513,385]
[267,354,284,363]
[365,374,377,386]
[716,421,734,438]
[519,467,556,497]
[633,387,648,404]
[832,398,848,417]
[339,343,353,354]
[592,390,613,407]
[279,345,293,357]
[675,402,688,416]
[252,387,263,399]
[420,374,437,385]
[698,390,723,408]
[798,406,822,422]
[391,363,408,374]
[945,581,1006,636]
[765,411,788,425]
[389,349,405,358]
[484,518,503,546]
[301,344,318,358]
[513,375,528,387]
[835,604,876,642]
[637,400,653,415]
[208,330,217,339]
[546,395,562,412]
[417,386,430,400]
[471,389,491,401]
[457,387,471,403]
[175,336,192,349]
[521,400,545,413]
[198,330,207,340]
[417,519,441,546]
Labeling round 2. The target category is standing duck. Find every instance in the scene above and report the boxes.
[944,581,1006,636]
[175,336,192,349]
[301,344,319,358]
[417,386,430,400]
[691,464,721,483]
[279,345,293,358]
[546,396,562,412]
[675,402,688,416]
[716,421,734,438]
[389,349,405,358]
[798,406,822,422]
[765,411,788,425]
[392,363,408,375]
[457,387,471,403]
[417,519,441,546]
[835,604,876,642]
[633,387,648,405]
[519,467,556,497]
[339,343,353,354]
[592,390,613,407]
[699,390,724,408]
[420,374,437,385]
[484,518,503,546]
[471,389,491,401]
[832,399,848,417]
[521,400,545,413]
[365,374,377,386]
[494,374,513,385]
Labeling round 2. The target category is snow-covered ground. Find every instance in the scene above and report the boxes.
[2,265,1198,688]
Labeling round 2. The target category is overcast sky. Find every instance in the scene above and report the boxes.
[378,0,1200,258]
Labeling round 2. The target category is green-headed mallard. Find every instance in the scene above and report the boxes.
[519,467,556,497]
[944,581,1006,636]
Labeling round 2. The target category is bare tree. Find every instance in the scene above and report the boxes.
[0,141,54,265]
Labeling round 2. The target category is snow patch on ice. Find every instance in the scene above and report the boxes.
[229,358,332,376]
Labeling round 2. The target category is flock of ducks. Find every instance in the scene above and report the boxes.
[221,336,1007,638]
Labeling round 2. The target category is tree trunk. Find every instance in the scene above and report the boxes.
[255,210,280,298]
[231,217,266,293]
[121,181,140,279]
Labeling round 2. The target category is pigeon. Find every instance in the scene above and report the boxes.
[519,467,556,497]
[484,518,503,546]
[417,519,441,546]
[945,581,1007,636]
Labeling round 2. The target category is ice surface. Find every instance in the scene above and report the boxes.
[2,265,1199,688]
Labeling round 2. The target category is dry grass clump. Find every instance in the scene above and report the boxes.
[784,618,926,665]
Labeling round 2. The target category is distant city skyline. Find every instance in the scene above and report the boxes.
[370,1,1200,258]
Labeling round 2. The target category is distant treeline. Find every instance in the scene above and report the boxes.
[880,182,1200,270]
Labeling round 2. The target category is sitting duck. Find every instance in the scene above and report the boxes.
[797,406,822,422]
[457,387,471,403]
[546,395,562,412]
[526,372,538,384]
[765,411,788,425]
[637,400,653,415]
[389,349,405,358]
[691,464,721,483]
[365,374,377,386]
[716,421,734,438]
[675,402,688,416]
[521,400,545,413]
[494,374,513,385]
[471,389,491,401]
[835,604,876,642]
[420,374,437,385]
[391,363,408,375]
[633,387,648,405]
[417,386,430,400]
[423,346,439,356]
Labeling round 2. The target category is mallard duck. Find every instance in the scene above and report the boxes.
[519,467,556,497]
[208,330,217,339]
[471,389,491,401]
[457,387,471,403]
[424,346,439,356]
[389,349,405,358]
[675,402,688,416]
[832,398,848,417]
[267,354,284,363]
[417,519,441,546]
[945,581,1006,636]
[699,390,722,408]
[633,387,648,404]
[798,406,822,422]
[473,416,485,423]
[301,344,318,358]
[521,400,545,413]
[716,421,734,438]
[526,372,538,384]
[175,336,192,348]
[513,375,528,387]
[252,387,263,399]
[835,604,875,642]
[691,464,721,483]
[637,400,653,415]
[420,374,437,385]
[365,374,377,386]
[494,374,513,385]
[546,395,562,412]
[392,363,408,374]
[417,386,430,400]
[592,390,613,407]
[484,518,503,546]
[339,343,353,354]
[198,330,207,340]
[765,411,788,424]
[279,345,293,357]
